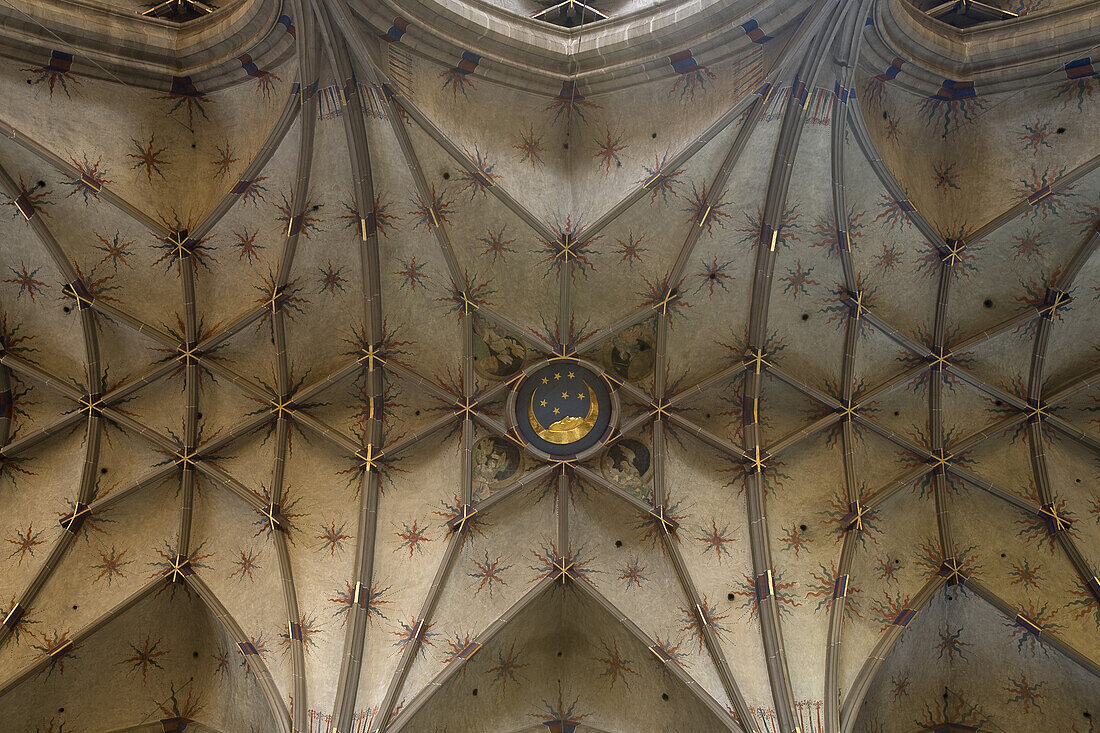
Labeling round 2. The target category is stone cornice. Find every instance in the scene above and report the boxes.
[345,0,809,94]
[863,0,1099,94]
[0,0,294,90]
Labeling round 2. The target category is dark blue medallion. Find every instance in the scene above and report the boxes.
[513,361,613,457]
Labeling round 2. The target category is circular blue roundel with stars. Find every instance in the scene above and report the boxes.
[511,359,615,458]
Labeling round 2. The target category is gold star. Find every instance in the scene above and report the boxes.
[577,392,585,400]
[562,391,569,399]
[540,399,547,407]
[553,408,560,414]
[554,372,561,380]
[567,371,575,378]
[541,377,549,384]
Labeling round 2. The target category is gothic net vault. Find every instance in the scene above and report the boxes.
[0,0,1098,730]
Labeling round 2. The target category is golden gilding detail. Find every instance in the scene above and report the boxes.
[528,381,599,444]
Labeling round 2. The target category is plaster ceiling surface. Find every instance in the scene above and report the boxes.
[0,0,1098,732]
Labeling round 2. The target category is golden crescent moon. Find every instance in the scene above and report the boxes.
[528,380,599,445]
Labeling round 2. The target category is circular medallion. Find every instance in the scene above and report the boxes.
[473,436,524,497]
[473,320,527,380]
[600,437,652,501]
[509,359,617,459]
[603,323,655,382]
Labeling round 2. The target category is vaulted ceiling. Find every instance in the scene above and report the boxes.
[0,0,1097,731]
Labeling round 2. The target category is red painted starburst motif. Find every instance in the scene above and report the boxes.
[593,127,627,174]
[318,261,348,295]
[696,257,736,296]
[935,625,971,662]
[777,524,811,558]
[92,545,133,585]
[4,263,48,301]
[487,641,527,692]
[127,134,170,182]
[468,551,512,596]
[617,557,648,589]
[616,231,648,266]
[595,640,638,689]
[6,523,46,564]
[395,519,432,558]
[229,546,262,581]
[693,519,736,561]
[118,634,169,681]
[514,124,545,169]
[94,231,135,271]
[211,139,238,179]
[479,226,517,263]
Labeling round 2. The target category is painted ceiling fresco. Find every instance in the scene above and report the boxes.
[0,0,1097,731]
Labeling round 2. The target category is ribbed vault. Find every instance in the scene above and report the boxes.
[0,0,1097,732]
